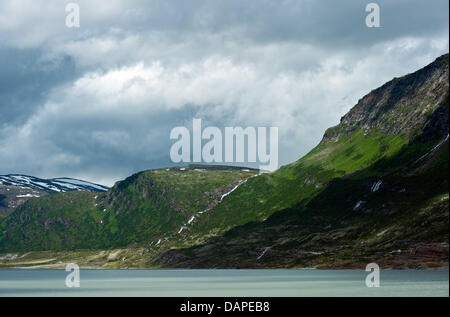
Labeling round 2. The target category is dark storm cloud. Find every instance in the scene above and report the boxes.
[0,48,78,125]
[102,0,449,48]
[0,0,448,185]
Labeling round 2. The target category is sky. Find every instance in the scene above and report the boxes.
[0,0,448,186]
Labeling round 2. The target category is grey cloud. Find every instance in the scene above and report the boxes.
[0,0,448,185]
[0,48,79,125]
[1,1,448,50]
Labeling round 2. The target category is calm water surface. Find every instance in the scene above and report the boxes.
[0,269,448,297]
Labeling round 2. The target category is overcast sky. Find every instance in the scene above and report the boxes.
[0,0,448,186]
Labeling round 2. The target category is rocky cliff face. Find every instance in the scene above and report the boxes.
[322,54,449,143]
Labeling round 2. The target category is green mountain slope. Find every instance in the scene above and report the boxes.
[158,137,448,268]
[166,54,449,250]
[0,166,258,251]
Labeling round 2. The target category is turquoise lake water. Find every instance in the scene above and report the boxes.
[0,269,448,297]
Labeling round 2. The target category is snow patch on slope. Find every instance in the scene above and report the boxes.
[0,174,109,193]
[371,180,382,192]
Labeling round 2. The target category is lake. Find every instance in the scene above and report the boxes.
[0,269,448,297]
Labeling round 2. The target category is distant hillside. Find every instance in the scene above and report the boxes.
[0,175,109,193]
[0,175,108,218]
[0,186,47,218]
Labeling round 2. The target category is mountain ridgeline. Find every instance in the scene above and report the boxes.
[0,175,109,193]
[0,175,108,218]
[0,54,448,269]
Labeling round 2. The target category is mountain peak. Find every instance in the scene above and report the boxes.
[322,53,449,143]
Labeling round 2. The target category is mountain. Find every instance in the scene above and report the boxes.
[0,175,109,218]
[0,175,109,193]
[0,54,448,269]
[0,166,259,251]
[155,53,449,269]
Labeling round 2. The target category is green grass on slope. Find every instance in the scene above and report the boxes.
[156,138,448,268]
[0,167,257,252]
[176,128,410,246]
[99,168,258,247]
[299,129,408,177]
[0,191,103,251]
